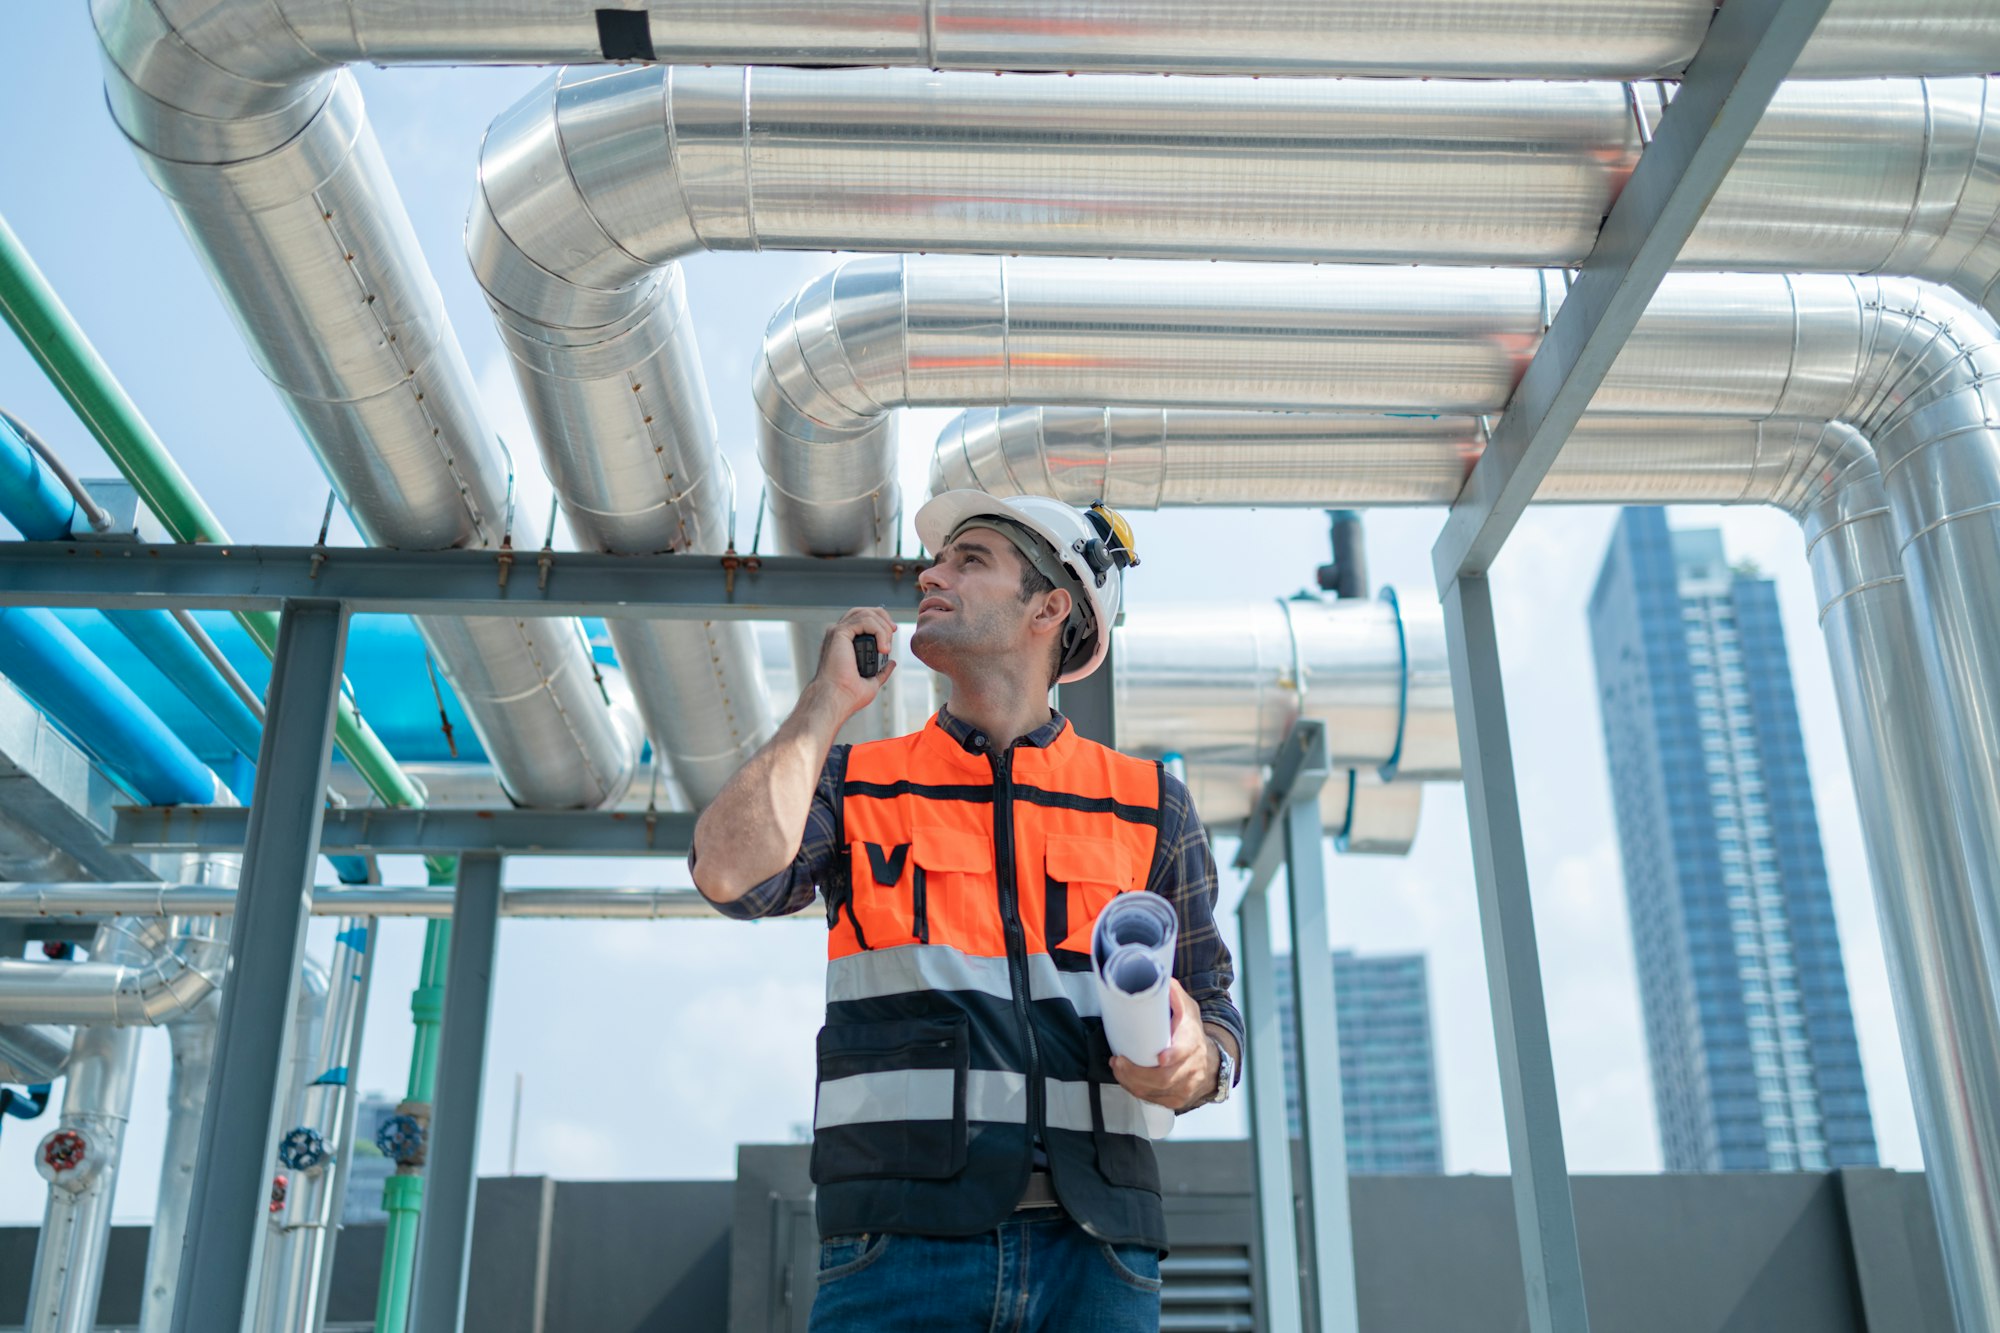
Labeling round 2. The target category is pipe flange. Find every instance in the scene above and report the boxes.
[278,1126,331,1173]
[36,1128,94,1190]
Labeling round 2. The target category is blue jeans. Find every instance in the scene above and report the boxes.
[809,1213,1163,1333]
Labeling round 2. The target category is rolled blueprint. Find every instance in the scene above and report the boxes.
[1092,892,1180,1139]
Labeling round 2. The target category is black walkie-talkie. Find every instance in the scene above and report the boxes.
[853,633,882,679]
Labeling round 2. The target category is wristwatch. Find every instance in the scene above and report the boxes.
[1206,1037,1236,1106]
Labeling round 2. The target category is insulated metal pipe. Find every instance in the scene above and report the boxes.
[23,921,148,1333]
[252,957,331,1331]
[0,914,227,1028]
[85,0,2000,81]
[95,60,638,810]
[0,1023,69,1084]
[259,918,375,1333]
[476,68,2000,314]
[140,994,216,1333]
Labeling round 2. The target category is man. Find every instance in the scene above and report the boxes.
[691,492,1242,1332]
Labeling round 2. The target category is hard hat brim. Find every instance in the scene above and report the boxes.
[915,490,1040,556]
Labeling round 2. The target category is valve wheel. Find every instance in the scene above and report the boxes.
[269,1173,289,1213]
[41,1129,86,1174]
[279,1126,330,1172]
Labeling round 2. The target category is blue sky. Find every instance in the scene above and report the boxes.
[0,8,1918,1223]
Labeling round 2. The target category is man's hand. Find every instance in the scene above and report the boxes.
[1109,979,1218,1112]
[814,606,900,721]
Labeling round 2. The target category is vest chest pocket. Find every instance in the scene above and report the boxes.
[1044,833,1136,956]
[811,1014,970,1185]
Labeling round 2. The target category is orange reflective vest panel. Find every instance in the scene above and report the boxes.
[812,715,1170,1249]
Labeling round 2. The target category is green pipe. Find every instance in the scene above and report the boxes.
[375,869,456,1333]
[0,212,426,814]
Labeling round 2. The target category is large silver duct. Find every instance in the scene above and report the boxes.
[140,994,216,1333]
[139,851,236,1333]
[1116,596,1455,827]
[73,0,2000,81]
[23,922,149,1333]
[93,22,639,809]
[483,67,2000,311]
[471,84,774,805]
[937,404,2000,1326]
[469,63,2000,755]
[0,915,226,1028]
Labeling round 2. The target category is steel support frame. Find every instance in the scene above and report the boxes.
[0,541,928,621]
[169,599,349,1333]
[410,853,504,1333]
[1422,5,1825,1332]
[1233,722,1359,1333]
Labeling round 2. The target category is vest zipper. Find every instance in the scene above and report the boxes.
[989,747,1044,1156]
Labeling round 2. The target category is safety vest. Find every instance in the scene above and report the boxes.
[813,713,1170,1249]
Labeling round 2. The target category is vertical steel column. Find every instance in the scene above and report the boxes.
[1283,790,1361,1333]
[410,853,504,1333]
[169,600,349,1333]
[1438,575,1588,1333]
[1237,884,1305,1333]
[1057,632,1117,745]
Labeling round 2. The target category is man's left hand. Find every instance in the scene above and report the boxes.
[1109,978,1217,1112]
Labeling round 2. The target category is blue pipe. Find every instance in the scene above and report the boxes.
[0,605,216,805]
[0,416,76,532]
[0,414,262,781]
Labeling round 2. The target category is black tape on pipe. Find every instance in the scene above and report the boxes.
[595,9,657,61]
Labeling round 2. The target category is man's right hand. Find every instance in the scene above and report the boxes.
[815,607,900,719]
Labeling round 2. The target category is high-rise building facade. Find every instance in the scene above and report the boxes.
[1588,507,1875,1172]
[1274,950,1443,1174]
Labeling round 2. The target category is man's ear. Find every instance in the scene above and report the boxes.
[1032,586,1073,636]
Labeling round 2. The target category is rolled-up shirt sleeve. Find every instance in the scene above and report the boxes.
[1151,769,1245,1082]
[695,745,849,921]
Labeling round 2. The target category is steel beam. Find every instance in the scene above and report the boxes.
[1440,576,1587,1333]
[1284,790,1360,1333]
[0,541,927,620]
[1234,722,1331,889]
[1237,884,1305,1333]
[112,806,697,856]
[410,853,504,1333]
[170,600,349,1333]
[1431,0,1830,586]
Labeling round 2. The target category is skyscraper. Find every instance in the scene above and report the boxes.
[1588,507,1875,1172]
[1274,950,1444,1174]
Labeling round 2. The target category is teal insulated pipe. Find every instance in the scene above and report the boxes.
[0,413,263,776]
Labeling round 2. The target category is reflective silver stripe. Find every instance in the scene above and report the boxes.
[1045,1078,1162,1139]
[1027,954,1101,1016]
[816,1068,956,1129]
[826,945,1014,1003]
[967,1069,1029,1124]
[815,1068,1031,1129]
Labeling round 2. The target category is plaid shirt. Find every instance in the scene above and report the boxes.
[712,708,1245,1075]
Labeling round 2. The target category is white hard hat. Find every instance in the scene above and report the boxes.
[915,491,1140,683]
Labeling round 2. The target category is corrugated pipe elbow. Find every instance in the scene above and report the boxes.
[753,258,910,556]
[0,917,227,1029]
